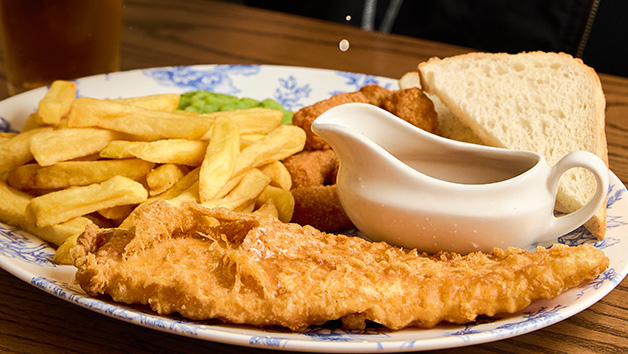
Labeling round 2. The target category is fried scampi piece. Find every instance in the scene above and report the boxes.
[291,184,353,232]
[359,83,391,106]
[282,149,338,189]
[73,201,609,331]
[360,84,439,134]
[282,150,349,231]
[380,87,439,134]
[292,91,369,150]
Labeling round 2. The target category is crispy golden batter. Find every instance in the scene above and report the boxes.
[73,201,609,331]
[283,150,348,231]
[360,83,392,106]
[380,87,439,134]
[290,184,354,232]
[292,91,369,150]
[282,149,338,190]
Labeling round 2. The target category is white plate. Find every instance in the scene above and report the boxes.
[0,65,626,353]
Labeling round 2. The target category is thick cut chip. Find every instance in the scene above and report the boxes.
[37,80,76,125]
[68,97,215,140]
[30,128,121,166]
[98,204,137,221]
[101,139,208,166]
[146,164,190,196]
[255,185,295,222]
[68,98,281,140]
[234,125,306,176]
[8,159,153,190]
[252,198,279,218]
[25,175,148,227]
[202,168,270,211]
[23,217,94,246]
[0,127,53,173]
[259,160,292,190]
[0,179,32,227]
[110,94,181,112]
[199,117,240,202]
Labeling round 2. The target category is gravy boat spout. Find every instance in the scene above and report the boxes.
[311,103,609,254]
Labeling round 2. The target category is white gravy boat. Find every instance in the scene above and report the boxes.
[311,103,609,254]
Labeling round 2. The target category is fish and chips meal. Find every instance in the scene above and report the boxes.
[0,51,611,331]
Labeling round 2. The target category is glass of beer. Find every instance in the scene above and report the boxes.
[0,0,123,96]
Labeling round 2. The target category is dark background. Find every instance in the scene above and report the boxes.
[243,0,627,77]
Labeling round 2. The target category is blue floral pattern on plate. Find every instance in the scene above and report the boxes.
[0,227,54,266]
[0,65,626,353]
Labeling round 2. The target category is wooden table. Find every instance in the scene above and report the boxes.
[0,1,626,353]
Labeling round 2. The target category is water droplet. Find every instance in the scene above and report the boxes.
[471,242,479,248]
[339,39,350,52]
[345,15,352,21]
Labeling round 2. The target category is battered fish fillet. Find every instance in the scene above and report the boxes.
[72,200,609,331]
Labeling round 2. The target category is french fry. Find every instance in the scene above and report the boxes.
[6,164,38,190]
[259,160,292,190]
[23,216,93,247]
[30,127,121,166]
[68,97,215,140]
[150,167,200,201]
[216,108,281,135]
[233,125,306,176]
[255,185,295,222]
[8,159,154,190]
[146,164,189,196]
[0,132,18,141]
[37,80,76,125]
[239,134,265,149]
[202,168,270,211]
[252,198,279,218]
[199,117,239,202]
[0,179,32,227]
[211,171,246,200]
[0,180,84,246]
[21,113,44,131]
[235,202,255,213]
[98,204,136,221]
[25,175,148,227]
[179,108,282,137]
[110,94,181,112]
[167,181,199,207]
[68,97,283,140]
[0,127,52,173]
[101,139,208,166]
[97,140,137,159]
[54,234,79,265]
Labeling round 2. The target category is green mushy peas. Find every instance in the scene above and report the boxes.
[178,90,293,124]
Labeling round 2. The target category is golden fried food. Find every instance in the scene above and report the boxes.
[292,91,369,150]
[282,149,338,189]
[380,87,439,134]
[290,184,353,232]
[73,200,609,331]
[359,83,392,106]
[282,149,347,231]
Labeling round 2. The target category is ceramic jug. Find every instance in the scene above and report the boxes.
[311,103,609,253]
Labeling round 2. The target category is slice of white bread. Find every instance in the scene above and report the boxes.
[399,72,484,145]
[416,51,608,239]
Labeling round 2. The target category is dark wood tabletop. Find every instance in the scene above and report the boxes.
[0,1,626,353]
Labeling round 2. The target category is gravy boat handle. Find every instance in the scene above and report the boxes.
[542,150,609,240]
